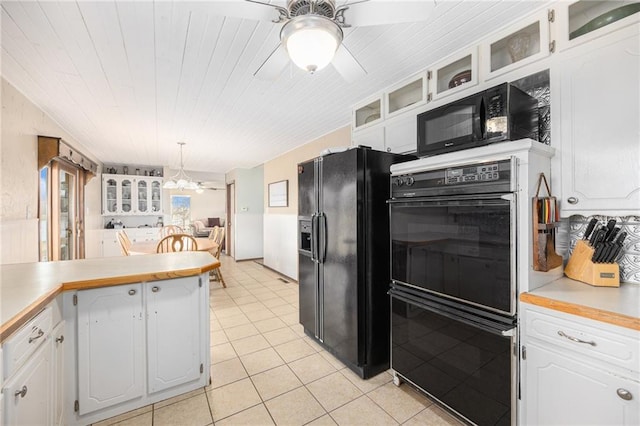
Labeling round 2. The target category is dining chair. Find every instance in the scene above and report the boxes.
[116,231,131,256]
[209,228,226,287]
[207,226,221,241]
[156,233,198,253]
[160,225,183,238]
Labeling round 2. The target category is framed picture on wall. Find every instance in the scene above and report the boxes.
[268,180,288,207]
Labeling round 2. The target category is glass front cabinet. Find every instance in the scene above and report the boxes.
[102,175,163,215]
[427,47,478,102]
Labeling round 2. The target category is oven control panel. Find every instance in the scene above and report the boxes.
[391,159,513,198]
[445,163,500,184]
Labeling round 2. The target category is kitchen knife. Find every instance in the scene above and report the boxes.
[597,242,614,263]
[607,232,628,263]
[583,218,598,240]
[591,228,607,248]
[603,219,617,241]
[605,226,620,243]
[589,225,603,246]
[591,243,607,263]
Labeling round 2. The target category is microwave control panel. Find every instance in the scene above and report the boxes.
[391,159,513,198]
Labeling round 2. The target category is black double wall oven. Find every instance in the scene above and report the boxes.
[389,158,519,425]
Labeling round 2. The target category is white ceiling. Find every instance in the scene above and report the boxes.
[1,0,546,174]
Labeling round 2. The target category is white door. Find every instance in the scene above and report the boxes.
[51,321,65,426]
[227,182,235,258]
[147,277,201,393]
[77,284,144,415]
[2,341,52,425]
[525,342,640,425]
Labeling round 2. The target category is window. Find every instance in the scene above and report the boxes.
[171,195,191,228]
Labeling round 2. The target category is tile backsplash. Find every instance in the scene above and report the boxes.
[558,215,640,284]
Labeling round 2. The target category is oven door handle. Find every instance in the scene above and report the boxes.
[388,193,512,205]
[389,288,516,337]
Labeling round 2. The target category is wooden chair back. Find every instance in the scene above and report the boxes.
[160,225,183,238]
[156,233,198,253]
[208,226,221,241]
[117,231,131,256]
[212,228,225,259]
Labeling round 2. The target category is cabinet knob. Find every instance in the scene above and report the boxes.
[617,388,633,401]
[128,289,137,296]
[152,286,160,293]
[56,335,64,344]
[14,386,28,398]
[567,197,579,205]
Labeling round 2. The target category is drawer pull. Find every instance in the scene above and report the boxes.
[14,386,28,398]
[128,289,137,296]
[557,330,596,346]
[567,197,579,205]
[617,388,633,401]
[152,286,160,293]
[56,335,64,344]
[28,328,44,343]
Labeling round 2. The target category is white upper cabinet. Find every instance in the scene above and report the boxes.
[557,0,640,51]
[102,175,163,216]
[554,23,640,215]
[427,47,478,102]
[385,74,426,118]
[483,10,552,80]
[353,97,383,130]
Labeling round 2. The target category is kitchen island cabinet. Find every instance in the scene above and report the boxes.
[1,252,217,426]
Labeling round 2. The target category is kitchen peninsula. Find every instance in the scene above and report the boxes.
[1,252,217,425]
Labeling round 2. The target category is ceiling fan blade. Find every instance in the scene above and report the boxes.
[254,44,290,80]
[210,1,285,22]
[340,0,436,27]
[332,44,367,83]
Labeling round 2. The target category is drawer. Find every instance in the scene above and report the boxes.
[2,307,52,380]
[525,307,639,373]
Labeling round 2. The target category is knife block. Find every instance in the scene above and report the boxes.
[565,240,620,287]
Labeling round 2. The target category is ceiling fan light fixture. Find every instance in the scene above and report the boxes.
[281,15,343,73]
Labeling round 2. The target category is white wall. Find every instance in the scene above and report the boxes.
[0,78,102,264]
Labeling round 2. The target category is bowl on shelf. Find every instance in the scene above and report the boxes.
[570,3,640,40]
[364,113,380,124]
[448,70,472,89]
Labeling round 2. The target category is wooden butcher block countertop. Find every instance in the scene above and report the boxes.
[0,252,218,342]
[521,277,640,331]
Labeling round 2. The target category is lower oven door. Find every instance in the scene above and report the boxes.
[389,193,516,316]
[390,286,517,426]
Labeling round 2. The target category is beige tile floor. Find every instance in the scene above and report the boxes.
[95,255,463,426]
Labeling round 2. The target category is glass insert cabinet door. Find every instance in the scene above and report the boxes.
[137,179,148,213]
[121,179,132,213]
[151,181,161,213]
[105,178,118,214]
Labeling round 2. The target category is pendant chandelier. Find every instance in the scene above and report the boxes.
[162,142,200,191]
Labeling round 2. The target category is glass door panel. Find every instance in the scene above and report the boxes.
[105,179,117,214]
[151,181,161,213]
[39,168,50,261]
[121,179,132,213]
[58,168,76,260]
[137,180,148,213]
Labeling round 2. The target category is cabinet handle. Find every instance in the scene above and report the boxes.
[128,289,137,296]
[557,330,596,346]
[14,386,28,398]
[567,197,579,205]
[617,388,633,401]
[28,328,44,343]
[56,335,64,344]
[152,286,160,293]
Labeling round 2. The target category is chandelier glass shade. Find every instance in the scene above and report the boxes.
[163,142,201,191]
[281,15,343,73]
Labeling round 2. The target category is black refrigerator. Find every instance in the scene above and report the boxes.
[297,146,412,379]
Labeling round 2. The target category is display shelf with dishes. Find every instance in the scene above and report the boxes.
[558,0,640,50]
[101,175,163,216]
[427,46,478,102]
[353,97,382,129]
[483,10,551,80]
[385,74,426,117]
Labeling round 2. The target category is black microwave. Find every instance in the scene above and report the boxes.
[416,83,538,157]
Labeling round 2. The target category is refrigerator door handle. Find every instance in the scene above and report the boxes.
[319,213,327,264]
[311,213,318,262]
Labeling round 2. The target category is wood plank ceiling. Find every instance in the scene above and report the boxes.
[1,1,545,173]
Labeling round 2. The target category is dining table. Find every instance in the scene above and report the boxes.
[129,237,219,255]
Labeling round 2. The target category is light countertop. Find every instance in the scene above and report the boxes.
[1,252,218,342]
[521,277,640,331]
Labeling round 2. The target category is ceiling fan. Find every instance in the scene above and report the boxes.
[216,0,436,82]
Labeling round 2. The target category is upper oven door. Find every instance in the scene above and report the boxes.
[389,193,516,316]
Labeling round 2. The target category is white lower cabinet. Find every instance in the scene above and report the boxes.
[2,341,52,425]
[147,277,201,393]
[77,284,144,414]
[522,304,640,425]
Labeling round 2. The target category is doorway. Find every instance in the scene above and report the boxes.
[226,182,235,258]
